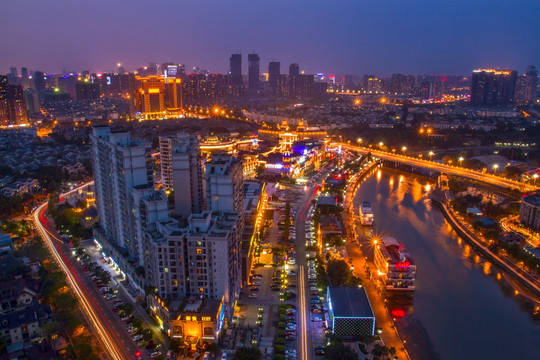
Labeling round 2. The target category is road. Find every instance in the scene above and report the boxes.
[339,143,539,192]
[33,182,143,360]
[500,215,540,247]
[295,165,335,360]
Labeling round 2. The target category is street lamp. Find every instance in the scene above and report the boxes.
[357,138,363,144]
[459,156,464,166]
[493,163,499,174]
[401,146,407,154]
[429,151,434,161]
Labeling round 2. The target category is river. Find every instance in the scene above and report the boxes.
[352,168,540,360]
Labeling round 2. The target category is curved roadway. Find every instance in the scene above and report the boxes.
[33,182,141,360]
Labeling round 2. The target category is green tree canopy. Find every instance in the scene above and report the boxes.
[233,346,262,360]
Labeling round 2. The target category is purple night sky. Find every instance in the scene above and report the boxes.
[1,0,539,75]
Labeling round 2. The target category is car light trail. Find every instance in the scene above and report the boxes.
[33,182,127,360]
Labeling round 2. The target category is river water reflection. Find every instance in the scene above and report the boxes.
[353,168,540,360]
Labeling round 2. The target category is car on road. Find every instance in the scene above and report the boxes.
[149,351,161,358]
[314,346,326,355]
[221,352,228,360]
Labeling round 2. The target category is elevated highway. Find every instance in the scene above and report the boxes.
[339,143,539,192]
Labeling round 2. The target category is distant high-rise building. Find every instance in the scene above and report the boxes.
[390,74,416,95]
[20,67,30,89]
[33,71,46,91]
[470,69,517,105]
[7,67,18,86]
[23,88,40,114]
[90,126,153,265]
[525,65,538,102]
[229,54,242,87]
[165,77,183,110]
[159,133,203,217]
[76,82,100,100]
[268,61,280,95]
[0,76,28,125]
[289,63,300,78]
[146,63,158,76]
[248,53,260,90]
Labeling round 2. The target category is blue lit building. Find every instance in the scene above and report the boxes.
[327,286,375,339]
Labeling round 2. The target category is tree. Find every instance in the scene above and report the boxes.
[326,259,351,287]
[324,341,357,360]
[142,328,154,342]
[132,318,143,330]
[233,346,262,360]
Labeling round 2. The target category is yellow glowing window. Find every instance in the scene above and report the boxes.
[186,316,191,321]
[196,249,203,254]
[199,288,204,293]
[202,317,211,321]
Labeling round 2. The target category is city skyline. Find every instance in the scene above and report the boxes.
[1,0,539,75]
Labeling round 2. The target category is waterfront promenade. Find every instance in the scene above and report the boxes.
[342,162,411,360]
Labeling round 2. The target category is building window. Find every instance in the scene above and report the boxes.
[202,317,211,321]
[196,249,203,254]
[203,327,214,336]
[174,326,182,335]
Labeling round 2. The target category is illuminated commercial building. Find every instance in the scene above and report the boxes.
[470,69,517,105]
[148,295,225,346]
[327,286,375,339]
[134,75,166,119]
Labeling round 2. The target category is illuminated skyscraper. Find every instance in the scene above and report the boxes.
[470,69,517,105]
[248,53,260,90]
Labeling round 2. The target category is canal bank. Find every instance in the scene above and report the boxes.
[350,168,540,360]
[431,197,540,298]
[343,161,411,360]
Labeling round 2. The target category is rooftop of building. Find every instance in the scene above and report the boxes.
[0,302,51,330]
[327,286,374,319]
[522,193,540,207]
[163,296,222,318]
